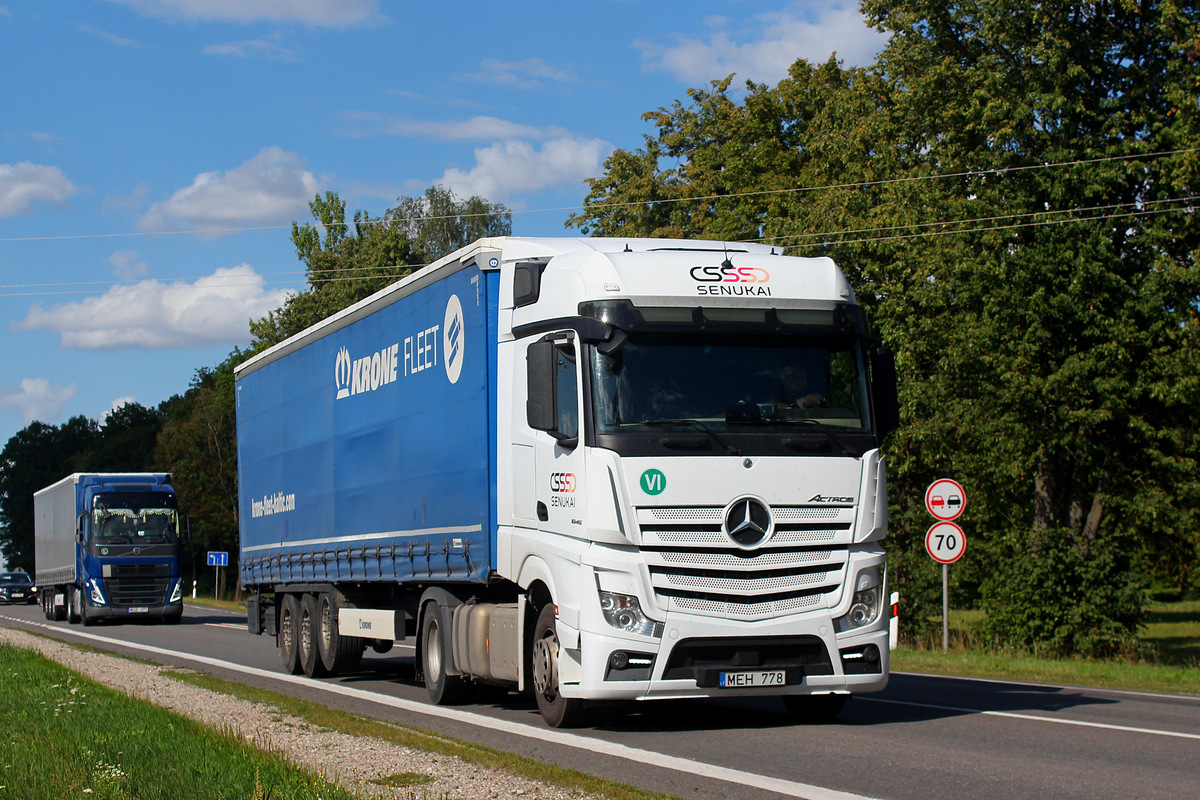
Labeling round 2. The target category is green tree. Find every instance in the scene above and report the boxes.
[251,186,512,352]
[0,417,98,572]
[156,361,241,592]
[81,402,164,473]
[389,184,512,260]
[570,1,1200,647]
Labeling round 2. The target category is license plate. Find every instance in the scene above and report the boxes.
[719,670,787,688]
[128,607,149,613]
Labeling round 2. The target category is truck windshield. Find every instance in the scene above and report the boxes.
[92,492,180,545]
[589,332,873,438]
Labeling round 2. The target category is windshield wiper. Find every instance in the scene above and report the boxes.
[639,418,741,455]
[781,418,854,456]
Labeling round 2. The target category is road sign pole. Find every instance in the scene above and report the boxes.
[943,563,950,653]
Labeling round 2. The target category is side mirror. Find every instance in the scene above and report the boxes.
[76,513,86,543]
[526,339,557,433]
[525,337,579,449]
[871,346,901,439]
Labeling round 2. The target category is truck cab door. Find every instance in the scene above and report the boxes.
[526,332,586,539]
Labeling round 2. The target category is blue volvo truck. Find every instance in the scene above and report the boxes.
[34,473,187,625]
[237,236,899,727]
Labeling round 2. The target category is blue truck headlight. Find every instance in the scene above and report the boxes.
[169,579,182,604]
[599,591,663,638]
[87,578,107,606]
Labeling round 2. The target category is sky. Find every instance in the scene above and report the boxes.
[0,0,888,448]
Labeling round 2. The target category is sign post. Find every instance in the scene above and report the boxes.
[924,480,966,653]
[206,551,229,600]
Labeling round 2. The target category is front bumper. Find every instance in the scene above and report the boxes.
[558,610,889,701]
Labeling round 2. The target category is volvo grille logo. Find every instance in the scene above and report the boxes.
[723,497,773,548]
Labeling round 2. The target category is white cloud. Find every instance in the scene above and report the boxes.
[204,37,298,62]
[15,264,292,350]
[342,113,551,142]
[104,0,382,27]
[77,24,138,47]
[0,379,78,424]
[139,146,319,231]
[109,250,148,281]
[0,162,79,216]
[437,137,612,203]
[635,3,888,85]
[462,58,579,90]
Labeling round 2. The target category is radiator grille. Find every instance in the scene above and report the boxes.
[637,503,854,620]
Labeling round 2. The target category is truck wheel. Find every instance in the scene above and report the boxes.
[317,593,362,674]
[67,587,82,624]
[421,602,474,705]
[298,594,328,678]
[278,594,302,674]
[530,603,588,728]
[783,693,849,723]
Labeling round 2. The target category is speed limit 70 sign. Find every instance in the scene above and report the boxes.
[925,521,966,564]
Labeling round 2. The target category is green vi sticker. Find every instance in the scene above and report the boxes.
[640,469,666,495]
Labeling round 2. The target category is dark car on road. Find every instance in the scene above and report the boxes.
[0,571,37,604]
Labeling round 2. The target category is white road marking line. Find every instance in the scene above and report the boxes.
[860,696,1200,741]
[2,616,878,800]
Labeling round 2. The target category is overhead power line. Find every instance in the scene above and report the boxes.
[0,197,1194,300]
[0,147,1194,245]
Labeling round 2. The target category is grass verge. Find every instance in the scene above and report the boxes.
[891,597,1200,695]
[162,668,677,800]
[0,643,359,800]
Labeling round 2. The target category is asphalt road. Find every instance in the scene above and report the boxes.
[2,602,1197,800]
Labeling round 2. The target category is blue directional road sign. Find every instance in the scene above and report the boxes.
[207,551,229,567]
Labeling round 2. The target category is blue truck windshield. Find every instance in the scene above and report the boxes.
[590,332,873,437]
[91,492,181,545]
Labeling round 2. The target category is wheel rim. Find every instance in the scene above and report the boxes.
[281,605,294,652]
[300,608,312,656]
[532,631,559,699]
[319,601,332,653]
[426,618,443,680]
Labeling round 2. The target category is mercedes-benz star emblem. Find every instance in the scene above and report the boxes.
[724,497,773,547]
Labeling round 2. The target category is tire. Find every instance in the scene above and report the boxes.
[68,587,82,624]
[42,589,54,621]
[278,594,302,674]
[316,593,362,674]
[421,602,474,705]
[299,594,328,678]
[79,592,95,627]
[783,693,849,723]
[530,603,588,728]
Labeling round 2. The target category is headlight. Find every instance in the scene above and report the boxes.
[169,579,182,604]
[87,578,107,606]
[599,591,663,638]
[834,568,883,632]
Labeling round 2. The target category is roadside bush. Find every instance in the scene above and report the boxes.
[979,527,1146,658]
